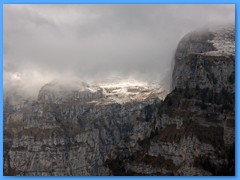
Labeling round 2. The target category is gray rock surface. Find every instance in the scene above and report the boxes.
[4,81,164,175]
[106,25,235,176]
[4,25,235,176]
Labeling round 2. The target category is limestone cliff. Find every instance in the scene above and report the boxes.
[4,25,235,176]
[105,25,235,175]
[4,81,165,175]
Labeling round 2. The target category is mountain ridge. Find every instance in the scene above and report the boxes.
[4,25,235,176]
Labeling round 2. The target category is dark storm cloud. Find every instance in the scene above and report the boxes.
[4,4,235,97]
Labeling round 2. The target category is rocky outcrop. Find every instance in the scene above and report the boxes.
[172,26,235,92]
[4,25,235,176]
[4,81,164,175]
[105,25,235,176]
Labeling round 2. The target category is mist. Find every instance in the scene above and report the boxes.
[4,4,235,99]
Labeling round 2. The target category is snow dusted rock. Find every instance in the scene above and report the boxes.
[172,25,235,92]
[4,25,235,176]
[106,25,235,176]
[37,79,166,105]
[4,79,165,175]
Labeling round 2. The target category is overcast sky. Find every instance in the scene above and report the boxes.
[4,4,235,97]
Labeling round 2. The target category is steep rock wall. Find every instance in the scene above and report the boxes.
[4,82,163,175]
[106,25,235,176]
[4,25,235,176]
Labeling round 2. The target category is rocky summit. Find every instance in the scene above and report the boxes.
[3,25,235,176]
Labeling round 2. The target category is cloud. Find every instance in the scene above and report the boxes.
[4,4,235,98]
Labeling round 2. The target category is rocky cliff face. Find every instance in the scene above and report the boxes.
[105,25,235,175]
[4,80,165,175]
[4,25,235,176]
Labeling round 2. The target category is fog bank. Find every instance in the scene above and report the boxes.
[4,4,235,99]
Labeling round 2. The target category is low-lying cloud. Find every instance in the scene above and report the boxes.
[4,4,235,98]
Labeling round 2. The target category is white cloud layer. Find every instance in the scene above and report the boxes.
[4,4,235,98]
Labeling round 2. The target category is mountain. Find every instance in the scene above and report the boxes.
[3,25,235,176]
[106,25,235,175]
[4,79,166,175]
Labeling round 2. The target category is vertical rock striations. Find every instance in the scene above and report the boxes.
[4,81,164,175]
[4,25,235,176]
[106,25,235,176]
